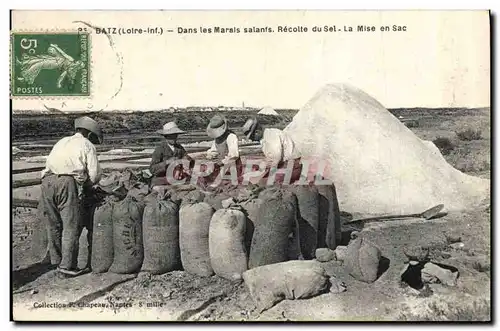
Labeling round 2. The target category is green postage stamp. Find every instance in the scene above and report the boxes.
[10,32,90,97]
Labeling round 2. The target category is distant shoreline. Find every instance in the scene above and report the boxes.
[10,106,489,116]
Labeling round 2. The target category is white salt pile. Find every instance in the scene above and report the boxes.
[284,83,490,215]
[258,107,279,116]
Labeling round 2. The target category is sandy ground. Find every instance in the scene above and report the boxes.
[11,109,491,321]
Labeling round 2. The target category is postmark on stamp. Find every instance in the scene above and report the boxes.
[10,32,90,97]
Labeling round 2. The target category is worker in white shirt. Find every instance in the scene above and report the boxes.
[38,116,103,277]
[203,114,243,188]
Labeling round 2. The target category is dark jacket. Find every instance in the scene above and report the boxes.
[149,141,188,187]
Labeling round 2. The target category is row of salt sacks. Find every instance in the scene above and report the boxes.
[91,182,341,274]
[105,185,210,276]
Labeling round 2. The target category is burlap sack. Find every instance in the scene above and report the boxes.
[109,195,145,274]
[179,201,214,276]
[91,196,119,273]
[317,184,342,249]
[237,196,262,256]
[248,187,297,269]
[209,207,247,281]
[289,185,320,259]
[344,236,382,283]
[141,191,181,274]
[242,260,329,312]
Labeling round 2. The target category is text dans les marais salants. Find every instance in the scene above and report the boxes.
[177,25,408,34]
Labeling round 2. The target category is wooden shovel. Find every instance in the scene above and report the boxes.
[347,204,445,224]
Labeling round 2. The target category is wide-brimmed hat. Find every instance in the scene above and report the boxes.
[242,117,258,139]
[75,116,103,144]
[156,121,186,136]
[207,115,228,139]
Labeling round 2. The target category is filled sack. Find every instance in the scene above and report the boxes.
[317,184,342,249]
[179,200,215,276]
[141,191,181,274]
[242,260,329,312]
[109,194,145,274]
[91,195,119,273]
[344,234,382,283]
[236,187,264,256]
[209,206,247,281]
[289,185,320,259]
[248,187,297,269]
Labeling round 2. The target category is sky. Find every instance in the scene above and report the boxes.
[11,10,490,111]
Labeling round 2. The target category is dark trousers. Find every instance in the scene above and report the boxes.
[38,175,93,270]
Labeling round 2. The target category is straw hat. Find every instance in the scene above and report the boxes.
[74,116,103,144]
[156,121,186,136]
[206,115,228,139]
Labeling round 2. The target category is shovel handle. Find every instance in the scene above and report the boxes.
[348,213,421,224]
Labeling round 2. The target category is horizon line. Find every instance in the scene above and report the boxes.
[11,105,491,113]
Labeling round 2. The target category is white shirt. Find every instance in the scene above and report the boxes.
[206,133,239,163]
[41,132,102,185]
